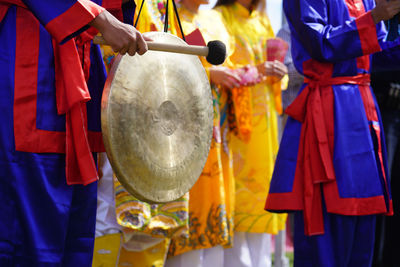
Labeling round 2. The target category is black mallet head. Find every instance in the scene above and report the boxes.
[206,40,227,65]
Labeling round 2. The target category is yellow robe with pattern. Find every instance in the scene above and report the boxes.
[216,3,287,234]
[168,7,236,257]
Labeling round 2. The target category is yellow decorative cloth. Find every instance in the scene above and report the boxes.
[92,233,171,267]
[167,7,236,257]
[118,238,171,267]
[229,84,253,143]
[92,233,122,267]
[216,3,287,234]
[115,177,189,238]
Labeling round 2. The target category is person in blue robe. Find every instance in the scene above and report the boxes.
[265,0,400,266]
[0,0,147,265]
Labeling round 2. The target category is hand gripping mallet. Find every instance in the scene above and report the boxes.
[93,35,227,65]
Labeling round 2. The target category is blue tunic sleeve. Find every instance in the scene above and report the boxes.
[283,0,385,62]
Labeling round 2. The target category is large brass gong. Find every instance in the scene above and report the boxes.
[101,32,213,203]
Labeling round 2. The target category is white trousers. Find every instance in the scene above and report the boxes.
[95,153,121,237]
[165,232,271,267]
[224,232,271,267]
[165,246,224,267]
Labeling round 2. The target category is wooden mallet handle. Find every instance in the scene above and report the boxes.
[93,35,209,57]
[93,35,226,65]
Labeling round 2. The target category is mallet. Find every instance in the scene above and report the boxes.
[93,36,226,65]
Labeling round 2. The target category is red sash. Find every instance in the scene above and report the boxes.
[285,74,371,235]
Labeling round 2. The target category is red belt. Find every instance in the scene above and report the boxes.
[285,74,370,235]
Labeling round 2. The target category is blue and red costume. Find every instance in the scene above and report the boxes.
[0,0,134,265]
[265,0,400,265]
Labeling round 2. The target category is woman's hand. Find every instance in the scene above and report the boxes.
[89,10,150,56]
[209,66,242,89]
[257,60,288,81]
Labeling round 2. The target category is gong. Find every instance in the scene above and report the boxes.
[101,32,213,203]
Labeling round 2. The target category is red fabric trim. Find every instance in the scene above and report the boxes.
[45,0,104,43]
[75,32,94,82]
[345,1,379,71]
[356,56,370,71]
[102,0,123,20]
[344,0,363,17]
[265,119,307,211]
[101,0,122,9]
[388,199,394,215]
[101,0,122,10]
[65,103,98,185]
[358,84,377,121]
[186,29,207,46]
[358,85,393,215]
[285,84,333,235]
[324,183,387,215]
[88,131,105,152]
[52,39,91,114]
[371,122,392,214]
[321,82,389,216]
[265,192,303,211]
[52,36,99,185]
[267,189,389,222]
[14,8,102,185]
[102,0,123,21]
[13,11,104,155]
[0,0,25,7]
[14,8,66,153]
[301,58,334,81]
[354,11,380,71]
[354,11,381,55]
[0,4,10,22]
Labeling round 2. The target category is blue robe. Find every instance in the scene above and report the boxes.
[0,0,133,265]
[265,0,400,265]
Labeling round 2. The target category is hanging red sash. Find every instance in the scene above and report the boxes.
[10,1,103,185]
[285,74,371,235]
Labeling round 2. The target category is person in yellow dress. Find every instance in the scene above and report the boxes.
[164,0,240,265]
[214,0,288,266]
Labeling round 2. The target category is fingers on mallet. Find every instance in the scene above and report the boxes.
[136,34,148,55]
[119,43,129,55]
[127,42,137,56]
[112,44,121,53]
